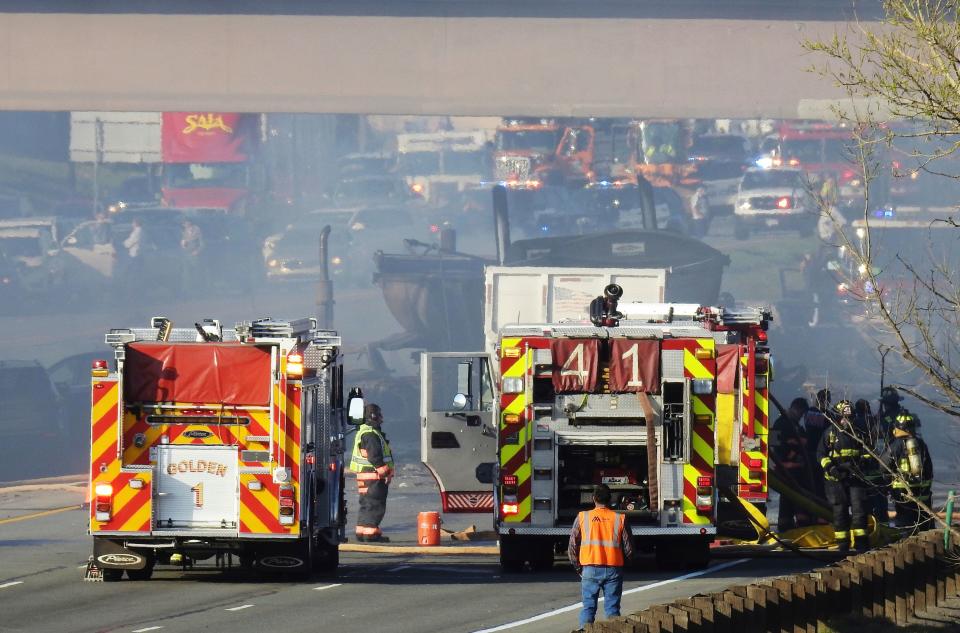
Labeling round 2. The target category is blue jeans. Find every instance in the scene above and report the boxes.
[579,565,624,627]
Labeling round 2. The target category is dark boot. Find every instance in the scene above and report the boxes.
[836,540,850,555]
[853,536,869,552]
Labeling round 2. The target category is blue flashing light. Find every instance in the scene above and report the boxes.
[540,225,550,233]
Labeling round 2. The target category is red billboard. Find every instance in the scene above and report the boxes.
[161,112,254,163]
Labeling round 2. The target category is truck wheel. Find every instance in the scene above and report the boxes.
[499,536,525,573]
[102,568,124,582]
[126,564,154,581]
[312,538,339,574]
[654,543,683,571]
[530,539,555,571]
[684,539,711,570]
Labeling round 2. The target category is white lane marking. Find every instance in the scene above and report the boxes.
[0,581,24,589]
[313,583,343,591]
[470,558,749,633]
[225,604,255,612]
[132,627,164,632]
[386,565,411,572]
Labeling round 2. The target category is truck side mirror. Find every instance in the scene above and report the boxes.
[347,387,364,425]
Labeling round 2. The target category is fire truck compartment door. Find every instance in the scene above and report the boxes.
[155,445,239,532]
[555,431,649,446]
[420,352,496,513]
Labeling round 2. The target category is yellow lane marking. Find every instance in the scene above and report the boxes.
[0,504,82,525]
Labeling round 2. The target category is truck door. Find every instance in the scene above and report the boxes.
[420,352,496,513]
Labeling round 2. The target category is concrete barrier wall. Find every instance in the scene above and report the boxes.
[584,530,954,632]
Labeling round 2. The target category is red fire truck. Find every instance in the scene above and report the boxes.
[421,285,771,570]
[87,317,350,580]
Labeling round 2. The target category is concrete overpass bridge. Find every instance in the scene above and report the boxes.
[0,1,883,118]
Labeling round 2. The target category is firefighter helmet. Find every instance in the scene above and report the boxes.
[833,399,853,418]
[893,410,918,432]
[881,386,903,404]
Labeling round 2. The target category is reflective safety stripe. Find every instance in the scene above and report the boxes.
[578,508,625,567]
[852,528,868,537]
[834,530,849,538]
[830,449,862,458]
[820,457,833,468]
[356,472,381,481]
[349,425,394,473]
[892,480,932,490]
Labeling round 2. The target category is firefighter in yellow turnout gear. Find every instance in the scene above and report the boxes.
[817,400,871,553]
[881,411,933,533]
[350,403,394,542]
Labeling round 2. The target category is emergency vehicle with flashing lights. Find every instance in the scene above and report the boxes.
[755,122,868,210]
[86,317,350,581]
[494,119,563,185]
[420,285,772,571]
[396,131,489,205]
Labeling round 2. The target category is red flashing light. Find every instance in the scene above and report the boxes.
[329,462,337,471]
[430,224,440,233]
[756,330,768,342]
[501,503,519,515]
[92,359,108,370]
[776,196,792,210]
[746,457,763,469]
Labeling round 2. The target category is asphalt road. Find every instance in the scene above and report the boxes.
[0,476,820,633]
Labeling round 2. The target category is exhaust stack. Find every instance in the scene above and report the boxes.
[492,184,511,265]
[316,225,334,329]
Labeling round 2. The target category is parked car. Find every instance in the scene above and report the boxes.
[0,360,68,481]
[734,168,816,239]
[0,246,25,312]
[0,217,67,294]
[263,211,355,283]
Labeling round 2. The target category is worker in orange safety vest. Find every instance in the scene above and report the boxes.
[568,484,634,630]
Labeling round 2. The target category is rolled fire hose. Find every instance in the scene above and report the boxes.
[638,392,659,512]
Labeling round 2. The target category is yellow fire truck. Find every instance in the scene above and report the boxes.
[421,285,771,570]
[87,317,350,580]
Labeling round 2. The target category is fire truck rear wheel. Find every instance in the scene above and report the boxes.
[102,568,124,582]
[313,543,339,573]
[126,564,154,581]
[498,536,525,572]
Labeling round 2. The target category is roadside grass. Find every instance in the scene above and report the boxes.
[718,233,815,304]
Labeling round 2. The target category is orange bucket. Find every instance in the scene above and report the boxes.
[417,511,441,546]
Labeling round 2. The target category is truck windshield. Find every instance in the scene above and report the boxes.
[640,121,682,165]
[0,236,41,257]
[398,152,441,175]
[780,140,822,164]
[496,129,558,153]
[164,163,247,189]
[444,151,486,175]
[742,170,802,190]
